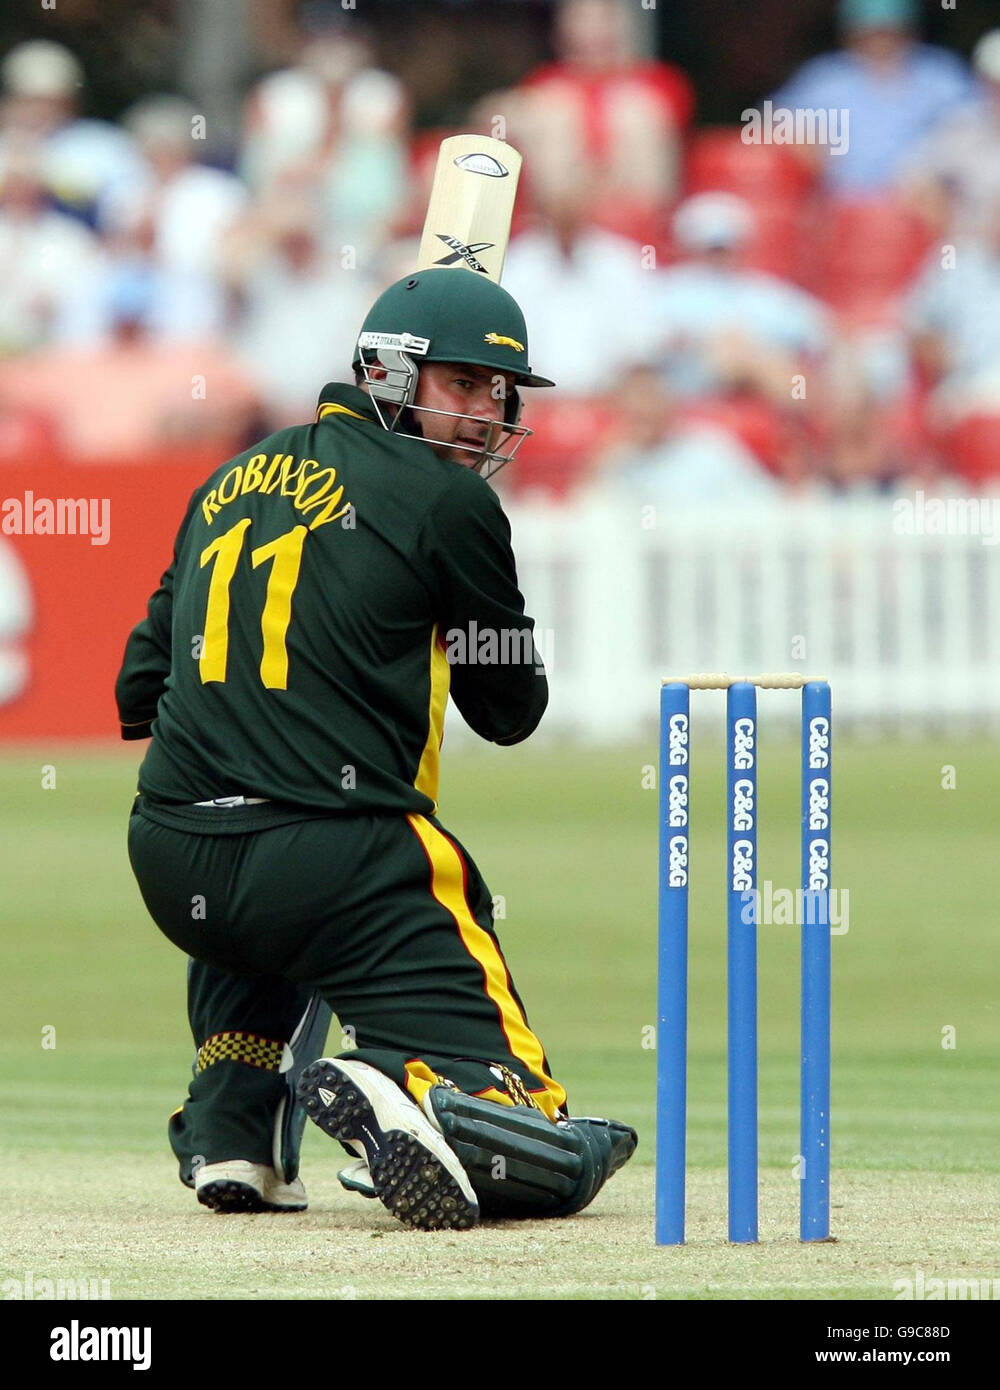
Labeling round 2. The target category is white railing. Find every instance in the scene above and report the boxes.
[446,491,1000,740]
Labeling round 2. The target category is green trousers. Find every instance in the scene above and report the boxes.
[127,798,567,1182]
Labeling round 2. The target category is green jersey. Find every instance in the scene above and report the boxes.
[116,384,547,821]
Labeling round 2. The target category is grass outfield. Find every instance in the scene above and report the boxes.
[0,735,997,1300]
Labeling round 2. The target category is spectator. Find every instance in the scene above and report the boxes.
[771,0,972,197]
[226,193,375,427]
[900,29,1000,240]
[239,7,407,258]
[0,141,105,354]
[0,40,143,226]
[649,193,831,404]
[0,276,260,461]
[502,175,656,396]
[819,345,927,490]
[486,0,692,243]
[582,364,780,501]
[906,200,1000,424]
[96,95,248,341]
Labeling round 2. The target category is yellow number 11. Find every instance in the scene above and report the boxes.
[199,519,307,690]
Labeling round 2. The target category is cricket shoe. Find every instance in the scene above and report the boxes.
[194,1160,307,1213]
[296,1058,479,1231]
[338,1158,377,1198]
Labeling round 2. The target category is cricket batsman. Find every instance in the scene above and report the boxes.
[117,266,637,1230]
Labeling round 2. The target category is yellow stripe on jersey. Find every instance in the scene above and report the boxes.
[406,814,567,1120]
[413,625,450,811]
[317,403,368,423]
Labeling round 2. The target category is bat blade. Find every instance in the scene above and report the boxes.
[417,134,522,284]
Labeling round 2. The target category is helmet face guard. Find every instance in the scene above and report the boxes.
[356,330,532,480]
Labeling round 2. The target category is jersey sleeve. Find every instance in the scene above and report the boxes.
[115,488,198,740]
[416,470,548,745]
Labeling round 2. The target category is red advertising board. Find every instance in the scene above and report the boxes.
[0,453,221,739]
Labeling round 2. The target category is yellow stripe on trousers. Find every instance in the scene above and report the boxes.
[406,814,567,1121]
[402,1060,518,1116]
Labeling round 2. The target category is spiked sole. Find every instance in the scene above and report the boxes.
[197,1179,274,1213]
[297,1061,478,1231]
[195,1162,307,1213]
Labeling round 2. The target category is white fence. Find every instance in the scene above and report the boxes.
[446,491,1000,741]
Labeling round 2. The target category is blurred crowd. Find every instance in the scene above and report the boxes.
[1,0,1000,500]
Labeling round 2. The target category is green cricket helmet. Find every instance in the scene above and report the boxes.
[354,268,555,477]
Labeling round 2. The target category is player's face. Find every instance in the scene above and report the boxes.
[413,362,517,468]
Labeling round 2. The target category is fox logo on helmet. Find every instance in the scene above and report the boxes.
[484,332,525,352]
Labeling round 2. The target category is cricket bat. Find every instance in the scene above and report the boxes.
[416,134,522,284]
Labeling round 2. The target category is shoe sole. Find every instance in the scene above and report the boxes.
[297,1061,478,1231]
[196,1178,307,1214]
